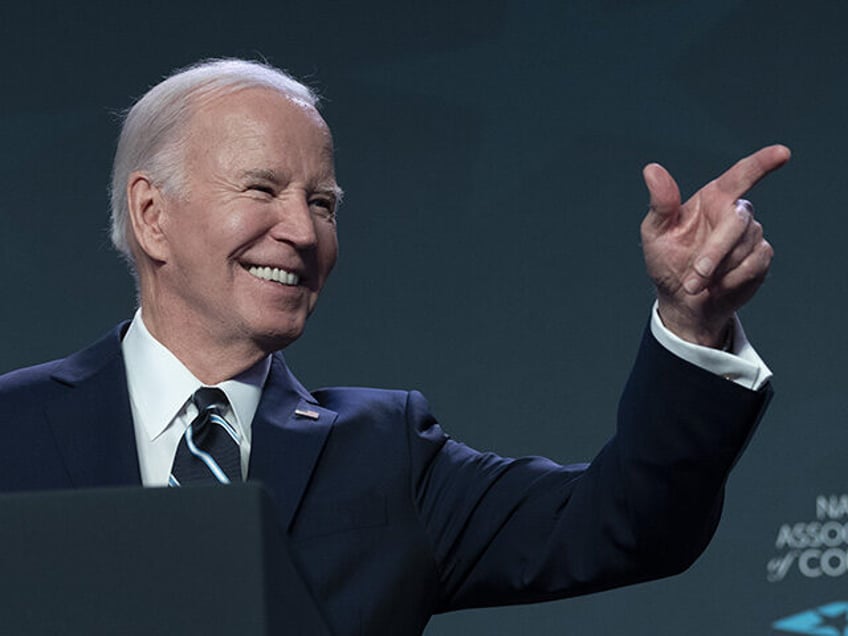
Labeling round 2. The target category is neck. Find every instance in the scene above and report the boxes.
[138,304,270,385]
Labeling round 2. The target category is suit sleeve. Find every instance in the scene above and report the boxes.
[408,328,771,612]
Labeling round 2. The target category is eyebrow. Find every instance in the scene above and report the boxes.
[238,168,282,184]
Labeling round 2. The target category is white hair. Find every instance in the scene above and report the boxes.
[109,58,320,267]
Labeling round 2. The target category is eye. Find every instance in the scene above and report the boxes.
[246,183,276,197]
[309,197,336,221]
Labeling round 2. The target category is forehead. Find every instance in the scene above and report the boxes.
[183,87,335,170]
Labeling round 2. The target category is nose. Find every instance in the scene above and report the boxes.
[270,192,318,249]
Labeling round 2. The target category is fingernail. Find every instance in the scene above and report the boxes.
[683,277,702,294]
[736,199,754,215]
[694,256,714,277]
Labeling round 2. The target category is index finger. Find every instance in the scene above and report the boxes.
[713,144,791,199]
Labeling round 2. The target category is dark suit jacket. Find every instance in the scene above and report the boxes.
[0,323,770,634]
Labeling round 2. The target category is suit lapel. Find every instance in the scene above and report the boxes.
[46,324,142,487]
[248,353,336,533]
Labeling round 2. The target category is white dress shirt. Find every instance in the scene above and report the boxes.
[121,310,270,487]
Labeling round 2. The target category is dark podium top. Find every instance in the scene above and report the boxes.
[0,482,331,635]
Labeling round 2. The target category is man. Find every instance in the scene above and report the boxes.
[0,59,788,633]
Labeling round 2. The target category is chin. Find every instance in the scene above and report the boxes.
[250,319,307,353]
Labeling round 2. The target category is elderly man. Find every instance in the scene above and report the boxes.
[0,58,788,633]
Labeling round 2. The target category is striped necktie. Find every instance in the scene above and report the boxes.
[169,387,241,486]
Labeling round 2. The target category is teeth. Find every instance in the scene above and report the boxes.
[248,266,300,286]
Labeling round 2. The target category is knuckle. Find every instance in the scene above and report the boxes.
[761,239,774,260]
[734,204,753,227]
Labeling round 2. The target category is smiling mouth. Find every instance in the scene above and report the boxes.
[246,265,301,286]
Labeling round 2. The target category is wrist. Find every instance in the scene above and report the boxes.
[656,301,733,349]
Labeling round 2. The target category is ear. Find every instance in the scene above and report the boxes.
[127,171,170,263]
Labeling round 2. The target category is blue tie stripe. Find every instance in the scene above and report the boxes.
[208,412,241,444]
[184,421,231,484]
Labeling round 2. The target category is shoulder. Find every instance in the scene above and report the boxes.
[0,358,64,396]
[0,358,71,425]
[309,387,447,457]
[0,323,127,403]
[311,386,433,421]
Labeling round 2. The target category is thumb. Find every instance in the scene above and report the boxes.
[642,162,682,227]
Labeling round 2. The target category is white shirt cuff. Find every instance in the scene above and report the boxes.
[649,301,772,391]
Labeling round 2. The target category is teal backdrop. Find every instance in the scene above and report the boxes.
[1,2,845,633]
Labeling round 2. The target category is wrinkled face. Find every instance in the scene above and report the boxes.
[153,88,339,352]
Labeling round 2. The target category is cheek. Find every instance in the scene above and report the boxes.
[220,209,264,240]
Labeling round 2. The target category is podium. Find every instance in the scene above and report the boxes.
[0,483,331,635]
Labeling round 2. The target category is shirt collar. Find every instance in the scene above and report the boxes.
[121,309,271,442]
